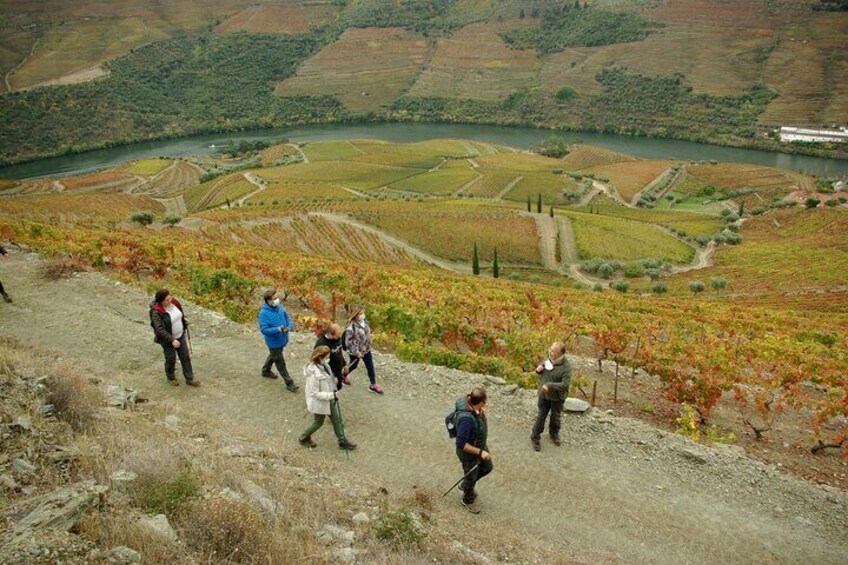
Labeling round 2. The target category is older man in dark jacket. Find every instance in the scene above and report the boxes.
[530,341,571,451]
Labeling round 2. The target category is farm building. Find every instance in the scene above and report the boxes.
[779,126,848,143]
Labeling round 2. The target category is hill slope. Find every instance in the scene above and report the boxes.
[1,251,846,564]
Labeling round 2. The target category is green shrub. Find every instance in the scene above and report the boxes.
[133,467,200,516]
[688,280,706,295]
[651,282,668,294]
[805,197,821,209]
[555,86,577,101]
[612,280,630,293]
[163,213,182,226]
[131,212,155,226]
[709,277,727,291]
[375,505,426,550]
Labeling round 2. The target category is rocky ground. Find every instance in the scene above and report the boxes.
[1,250,847,564]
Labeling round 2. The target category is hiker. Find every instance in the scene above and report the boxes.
[315,323,349,391]
[0,245,11,303]
[258,289,299,393]
[530,341,572,451]
[344,306,383,395]
[299,345,356,451]
[454,388,492,514]
[149,289,199,387]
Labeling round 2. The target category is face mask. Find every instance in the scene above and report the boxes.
[272,298,280,306]
[357,314,365,322]
[544,359,554,371]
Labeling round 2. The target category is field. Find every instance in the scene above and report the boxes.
[352,209,542,265]
[577,196,722,237]
[586,160,675,202]
[0,0,257,90]
[389,167,479,195]
[560,144,637,170]
[406,20,540,101]
[563,210,695,263]
[214,2,339,34]
[301,140,364,162]
[683,163,815,203]
[259,143,299,166]
[246,183,356,204]
[59,171,139,192]
[182,174,256,212]
[682,207,848,299]
[0,193,162,221]
[463,167,519,198]
[125,159,172,176]
[276,27,428,113]
[257,161,420,190]
[502,173,578,204]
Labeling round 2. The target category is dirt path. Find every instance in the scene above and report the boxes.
[155,195,187,216]
[630,167,675,206]
[593,179,630,207]
[556,215,578,264]
[523,212,558,272]
[3,253,845,564]
[453,172,483,196]
[234,172,266,206]
[670,240,717,274]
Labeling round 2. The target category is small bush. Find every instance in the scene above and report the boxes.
[163,213,182,226]
[623,263,645,278]
[555,86,577,101]
[709,277,727,291]
[805,197,821,209]
[688,280,706,295]
[611,280,630,293]
[598,263,615,279]
[375,505,426,550]
[47,365,100,431]
[131,211,155,226]
[133,466,200,516]
[593,283,604,292]
[651,282,668,294]
[825,199,839,207]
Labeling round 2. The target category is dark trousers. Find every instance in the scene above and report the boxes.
[531,397,564,440]
[460,457,494,503]
[262,347,294,385]
[348,351,376,385]
[161,334,194,382]
[0,279,6,296]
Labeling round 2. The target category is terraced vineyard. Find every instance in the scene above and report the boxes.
[478,151,564,173]
[352,209,542,265]
[576,196,722,237]
[463,167,519,198]
[246,182,357,204]
[183,174,256,212]
[683,163,815,202]
[0,193,162,220]
[215,2,339,34]
[389,167,479,195]
[503,173,579,204]
[142,161,203,193]
[560,144,638,170]
[586,160,675,202]
[301,140,364,162]
[60,171,139,193]
[259,143,299,166]
[258,161,420,190]
[563,210,695,263]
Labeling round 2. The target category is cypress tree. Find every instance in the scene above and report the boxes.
[738,201,745,216]
[472,242,480,275]
[527,196,531,212]
[537,193,542,213]
[492,248,499,278]
[549,205,554,218]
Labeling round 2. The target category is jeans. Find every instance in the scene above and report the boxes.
[348,351,376,385]
[262,347,294,385]
[531,397,564,440]
[300,400,346,444]
[161,334,194,382]
[460,457,494,503]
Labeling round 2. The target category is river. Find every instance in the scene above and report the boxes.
[1,123,847,180]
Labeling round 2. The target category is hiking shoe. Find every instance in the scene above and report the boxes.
[461,500,481,514]
[299,437,317,448]
[186,380,201,387]
[286,382,300,393]
[531,438,541,452]
[342,374,351,385]
[261,372,278,379]
[168,380,180,387]
[550,436,561,446]
[339,440,357,451]
[368,384,384,395]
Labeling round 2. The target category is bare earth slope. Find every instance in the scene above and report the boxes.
[1,251,846,564]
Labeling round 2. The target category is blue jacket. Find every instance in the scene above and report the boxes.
[258,302,294,349]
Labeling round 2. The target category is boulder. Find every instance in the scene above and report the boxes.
[8,480,107,536]
[139,514,177,542]
[105,385,139,409]
[484,376,507,386]
[563,398,591,413]
[11,457,37,475]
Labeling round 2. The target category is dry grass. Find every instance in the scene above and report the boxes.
[46,364,101,432]
[42,255,90,281]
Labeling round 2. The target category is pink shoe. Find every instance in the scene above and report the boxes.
[368,384,384,395]
[342,374,351,386]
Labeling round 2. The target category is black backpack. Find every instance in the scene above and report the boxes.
[445,407,476,439]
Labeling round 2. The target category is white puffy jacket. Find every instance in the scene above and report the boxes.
[303,362,336,415]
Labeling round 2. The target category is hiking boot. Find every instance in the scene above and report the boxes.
[461,500,481,514]
[299,436,317,448]
[339,440,357,451]
[368,384,384,395]
[550,436,561,446]
[186,380,201,387]
[261,372,278,379]
[168,379,180,386]
[531,438,541,452]
[286,382,300,393]
[342,374,351,386]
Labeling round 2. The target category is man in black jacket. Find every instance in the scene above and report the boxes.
[315,323,348,391]
[531,341,571,451]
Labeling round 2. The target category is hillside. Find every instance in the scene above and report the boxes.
[1,0,847,164]
[1,252,846,564]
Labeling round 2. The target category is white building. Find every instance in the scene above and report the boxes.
[779,126,848,143]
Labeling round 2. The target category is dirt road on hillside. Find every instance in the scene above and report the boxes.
[1,251,846,564]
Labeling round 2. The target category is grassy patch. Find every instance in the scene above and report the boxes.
[125,159,172,176]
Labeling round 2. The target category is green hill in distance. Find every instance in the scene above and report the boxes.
[1,0,846,165]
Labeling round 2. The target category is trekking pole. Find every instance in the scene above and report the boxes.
[186,326,193,359]
[334,395,350,461]
[442,462,480,497]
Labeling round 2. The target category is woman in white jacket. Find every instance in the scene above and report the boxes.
[299,346,357,450]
